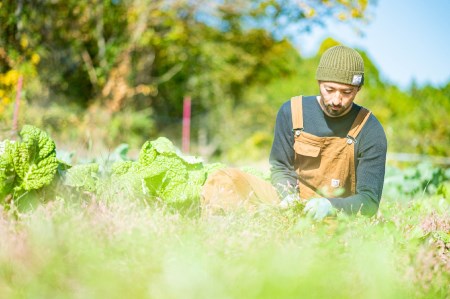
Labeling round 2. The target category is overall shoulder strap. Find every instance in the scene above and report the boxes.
[290,96,304,131]
[347,107,371,139]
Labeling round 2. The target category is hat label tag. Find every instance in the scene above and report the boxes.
[352,74,362,85]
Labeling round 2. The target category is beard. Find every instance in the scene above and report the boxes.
[319,97,352,117]
[325,104,347,116]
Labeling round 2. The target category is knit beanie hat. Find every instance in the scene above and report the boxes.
[315,45,364,86]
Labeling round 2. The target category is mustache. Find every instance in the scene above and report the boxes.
[327,104,344,108]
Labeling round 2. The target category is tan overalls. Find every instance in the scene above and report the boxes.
[292,96,371,199]
[201,96,371,216]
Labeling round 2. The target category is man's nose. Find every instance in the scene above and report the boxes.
[331,93,342,105]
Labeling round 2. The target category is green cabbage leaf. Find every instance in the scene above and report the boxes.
[0,125,60,202]
[13,125,59,192]
[110,137,224,204]
[63,163,99,192]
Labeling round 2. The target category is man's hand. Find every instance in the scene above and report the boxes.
[304,198,335,221]
[279,194,301,209]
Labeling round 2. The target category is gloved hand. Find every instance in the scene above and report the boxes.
[304,197,335,221]
[279,194,301,209]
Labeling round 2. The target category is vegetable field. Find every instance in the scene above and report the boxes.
[0,126,449,298]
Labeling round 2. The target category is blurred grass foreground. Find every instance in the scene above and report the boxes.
[0,193,449,298]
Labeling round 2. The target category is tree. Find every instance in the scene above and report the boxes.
[1,0,374,105]
[0,0,375,154]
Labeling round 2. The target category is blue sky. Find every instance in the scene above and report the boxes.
[294,0,450,89]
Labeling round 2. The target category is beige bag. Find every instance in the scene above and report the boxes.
[201,168,279,217]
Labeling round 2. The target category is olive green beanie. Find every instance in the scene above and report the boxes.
[315,45,364,86]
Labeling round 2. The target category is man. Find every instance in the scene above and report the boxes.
[201,45,386,221]
[270,45,387,220]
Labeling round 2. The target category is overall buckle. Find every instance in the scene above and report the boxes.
[346,135,357,145]
[292,128,303,137]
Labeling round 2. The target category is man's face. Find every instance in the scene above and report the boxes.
[318,81,360,117]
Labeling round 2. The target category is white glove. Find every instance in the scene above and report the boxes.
[304,197,335,221]
[279,194,301,209]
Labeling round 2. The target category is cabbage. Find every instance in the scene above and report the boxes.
[63,163,99,192]
[111,137,224,204]
[0,125,59,202]
[0,140,16,198]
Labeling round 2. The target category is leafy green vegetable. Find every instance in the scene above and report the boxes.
[63,163,99,192]
[110,137,224,204]
[0,140,16,199]
[111,160,134,176]
[13,125,59,192]
[0,125,60,203]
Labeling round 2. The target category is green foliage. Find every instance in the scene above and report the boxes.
[356,80,450,157]
[16,126,57,191]
[0,140,15,197]
[1,0,448,165]
[0,125,60,203]
[1,0,374,148]
[384,163,450,200]
[63,163,100,193]
[108,137,224,204]
[0,193,448,298]
[0,125,448,298]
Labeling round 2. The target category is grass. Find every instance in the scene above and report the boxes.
[0,192,449,299]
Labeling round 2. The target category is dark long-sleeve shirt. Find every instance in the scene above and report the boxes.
[269,96,387,216]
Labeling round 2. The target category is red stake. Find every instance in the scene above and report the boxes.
[182,96,191,154]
